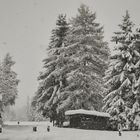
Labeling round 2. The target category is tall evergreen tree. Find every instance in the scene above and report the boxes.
[33,14,69,125]
[103,11,137,129]
[57,4,109,112]
[129,28,140,128]
[0,62,3,112]
[0,53,19,111]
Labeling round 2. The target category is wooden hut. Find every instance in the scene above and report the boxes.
[65,109,110,130]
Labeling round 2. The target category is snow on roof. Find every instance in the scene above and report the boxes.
[65,109,110,118]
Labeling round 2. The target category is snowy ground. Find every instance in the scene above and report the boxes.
[0,121,140,140]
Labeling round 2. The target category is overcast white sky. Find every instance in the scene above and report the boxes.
[0,0,140,109]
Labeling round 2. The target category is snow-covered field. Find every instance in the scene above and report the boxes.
[0,121,140,140]
[4,121,52,126]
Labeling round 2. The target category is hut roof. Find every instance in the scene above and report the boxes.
[65,109,110,118]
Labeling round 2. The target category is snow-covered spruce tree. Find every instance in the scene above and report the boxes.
[0,53,19,111]
[33,14,69,125]
[103,11,138,130]
[129,28,140,129]
[0,62,3,112]
[57,4,109,113]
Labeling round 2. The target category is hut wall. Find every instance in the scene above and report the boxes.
[69,114,109,130]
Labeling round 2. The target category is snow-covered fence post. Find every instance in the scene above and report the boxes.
[33,126,37,132]
[0,116,2,133]
[47,125,50,132]
[118,123,122,136]
[0,124,2,133]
